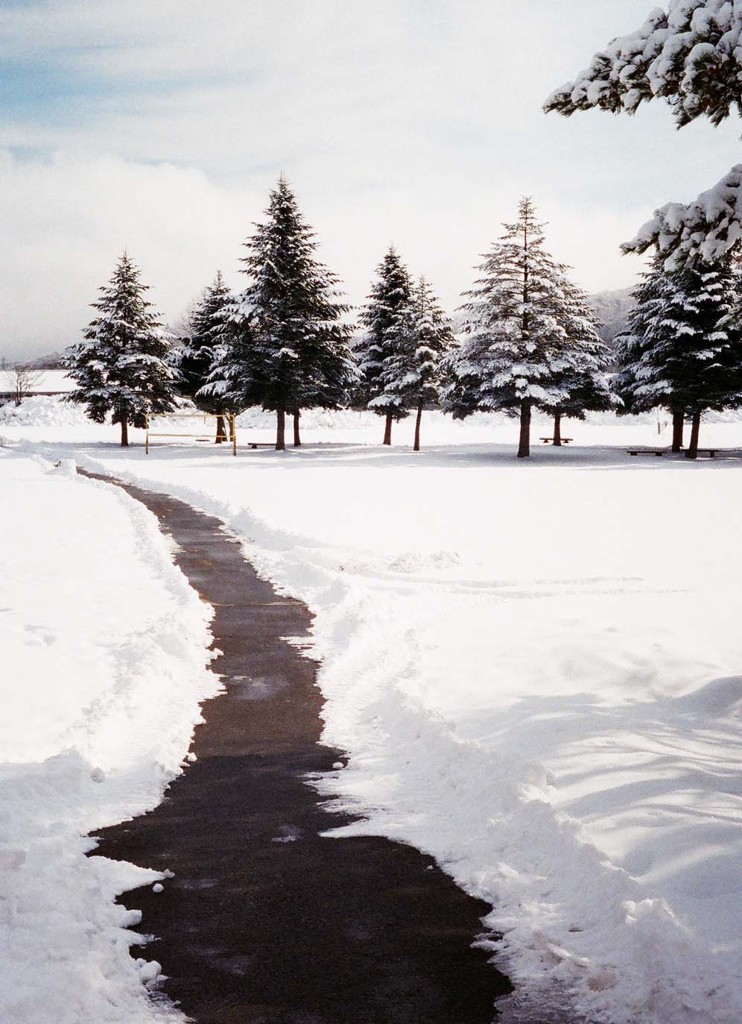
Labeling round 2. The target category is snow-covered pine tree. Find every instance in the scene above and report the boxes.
[615,254,742,457]
[539,278,614,445]
[227,177,356,450]
[356,247,414,445]
[176,271,235,443]
[382,277,456,451]
[615,264,686,450]
[545,1,742,268]
[201,312,262,425]
[64,252,177,446]
[445,198,594,458]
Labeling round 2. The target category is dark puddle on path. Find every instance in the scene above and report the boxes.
[87,475,513,1024]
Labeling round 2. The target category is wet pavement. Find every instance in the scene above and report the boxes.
[87,475,513,1024]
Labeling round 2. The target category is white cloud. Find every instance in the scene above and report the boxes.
[0,0,670,175]
[1,0,740,358]
[0,153,261,359]
[0,149,648,361]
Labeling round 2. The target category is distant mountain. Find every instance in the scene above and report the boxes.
[589,287,635,346]
[449,310,467,335]
[0,352,67,371]
[24,352,67,369]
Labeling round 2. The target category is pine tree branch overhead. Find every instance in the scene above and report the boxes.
[545,1,742,269]
[622,163,742,265]
[544,1,742,128]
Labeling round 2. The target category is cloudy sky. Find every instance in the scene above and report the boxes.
[2,0,741,360]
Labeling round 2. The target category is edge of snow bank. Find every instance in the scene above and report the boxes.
[0,450,220,1024]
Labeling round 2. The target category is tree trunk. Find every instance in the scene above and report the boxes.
[383,412,393,446]
[276,408,286,451]
[671,408,684,452]
[552,411,562,446]
[413,399,423,452]
[215,414,227,444]
[293,410,301,447]
[517,399,531,459]
[685,411,701,460]
[120,415,129,447]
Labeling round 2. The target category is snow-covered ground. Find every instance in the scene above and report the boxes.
[2,398,742,1024]
[0,444,218,1023]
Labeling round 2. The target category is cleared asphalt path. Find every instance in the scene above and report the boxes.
[87,475,513,1024]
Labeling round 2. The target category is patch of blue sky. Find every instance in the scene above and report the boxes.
[0,54,242,126]
[3,36,252,93]
[3,144,48,162]
[1,56,117,113]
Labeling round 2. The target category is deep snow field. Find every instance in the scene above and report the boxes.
[2,398,742,1024]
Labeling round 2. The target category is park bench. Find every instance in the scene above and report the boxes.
[627,448,721,458]
[540,437,573,444]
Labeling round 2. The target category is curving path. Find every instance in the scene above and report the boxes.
[88,475,513,1024]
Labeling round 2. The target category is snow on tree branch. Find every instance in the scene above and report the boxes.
[623,162,742,264]
[545,1,742,268]
[545,1,742,128]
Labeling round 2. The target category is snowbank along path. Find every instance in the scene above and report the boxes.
[87,472,513,1024]
[0,448,219,1024]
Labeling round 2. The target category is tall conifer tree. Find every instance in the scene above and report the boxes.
[176,271,235,442]
[383,277,456,450]
[616,254,742,457]
[357,247,414,445]
[225,178,356,450]
[445,198,602,457]
[202,314,262,422]
[539,278,614,444]
[64,253,177,446]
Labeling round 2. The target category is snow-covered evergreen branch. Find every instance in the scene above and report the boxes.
[623,164,742,265]
[546,1,742,268]
[545,1,742,128]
